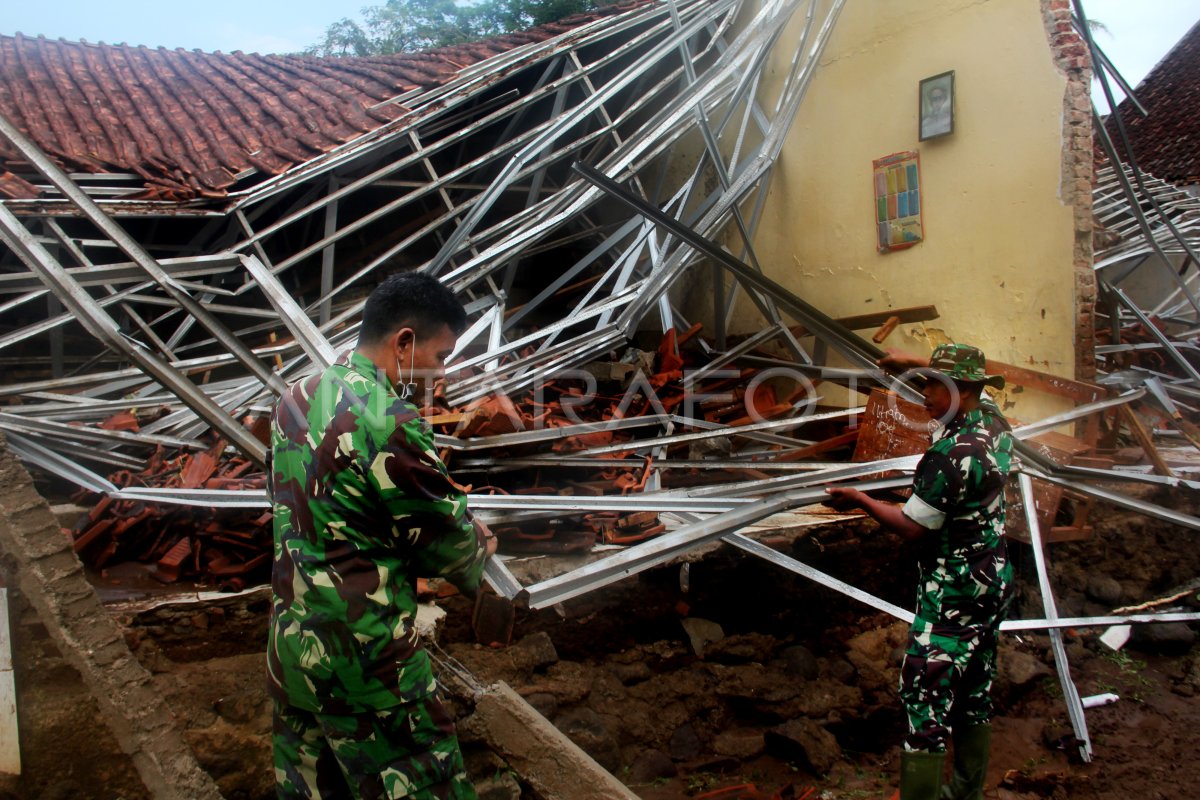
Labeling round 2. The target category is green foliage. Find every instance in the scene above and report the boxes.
[491,766,519,783]
[1099,649,1154,703]
[685,771,721,794]
[1102,649,1146,676]
[307,0,601,56]
[1020,755,1048,775]
[624,765,671,790]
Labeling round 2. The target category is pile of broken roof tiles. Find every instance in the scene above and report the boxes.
[61,321,853,585]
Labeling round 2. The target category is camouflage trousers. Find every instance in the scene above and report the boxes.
[273,694,476,800]
[899,613,1001,753]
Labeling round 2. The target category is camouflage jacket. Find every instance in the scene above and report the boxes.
[267,350,487,713]
[902,404,1013,625]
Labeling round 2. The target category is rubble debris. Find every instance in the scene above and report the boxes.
[67,440,272,587]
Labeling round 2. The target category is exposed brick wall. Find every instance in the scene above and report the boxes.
[0,433,223,800]
[1042,0,1096,380]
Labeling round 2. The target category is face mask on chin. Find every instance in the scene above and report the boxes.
[395,334,418,402]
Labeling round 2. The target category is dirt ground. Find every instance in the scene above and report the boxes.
[1,487,1198,800]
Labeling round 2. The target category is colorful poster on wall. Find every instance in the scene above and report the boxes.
[872,151,922,253]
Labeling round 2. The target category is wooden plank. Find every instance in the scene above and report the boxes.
[1005,432,1094,544]
[1137,402,1200,453]
[425,412,467,426]
[787,305,940,339]
[1047,525,1094,542]
[1071,455,1115,470]
[828,305,940,331]
[984,358,1105,405]
[1005,477,1066,545]
[771,429,859,462]
[0,585,20,775]
[1023,430,1091,459]
[1119,404,1174,477]
[872,316,901,343]
[851,389,935,462]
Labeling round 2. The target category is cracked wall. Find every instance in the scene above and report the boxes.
[1042,0,1094,381]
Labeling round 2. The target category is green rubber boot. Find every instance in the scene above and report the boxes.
[900,750,946,800]
[942,724,991,800]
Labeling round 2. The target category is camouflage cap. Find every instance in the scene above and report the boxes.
[928,343,1005,388]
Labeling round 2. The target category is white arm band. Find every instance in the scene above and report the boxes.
[902,493,946,530]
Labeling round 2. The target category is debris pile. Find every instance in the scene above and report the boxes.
[61,316,857,580]
[69,441,271,590]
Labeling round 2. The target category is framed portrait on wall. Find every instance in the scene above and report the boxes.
[919,71,954,141]
[872,150,923,253]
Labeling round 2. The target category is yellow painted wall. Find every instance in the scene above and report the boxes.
[744,0,1078,422]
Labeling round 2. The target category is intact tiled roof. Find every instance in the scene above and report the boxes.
[0,1,653,201]
[1105,18,1200,186]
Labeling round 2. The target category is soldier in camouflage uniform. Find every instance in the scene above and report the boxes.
[826,343,1013,800]
[268,273,495,800]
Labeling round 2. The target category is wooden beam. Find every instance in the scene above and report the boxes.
[984,358,1105,405]
[770,429,859,462]
[0,580,18,776]
[872,315,901,344]
[787,304,940,339]
[1119,404,1174,477]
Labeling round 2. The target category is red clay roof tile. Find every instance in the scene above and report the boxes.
[1105,19,1200,186]
[0,1,657,201]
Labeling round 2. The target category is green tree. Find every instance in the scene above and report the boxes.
[307,0,601,57]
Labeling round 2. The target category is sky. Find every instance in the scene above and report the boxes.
[1,0,370,54]
[1,0,1198,98]
[1084,0,1200,113]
